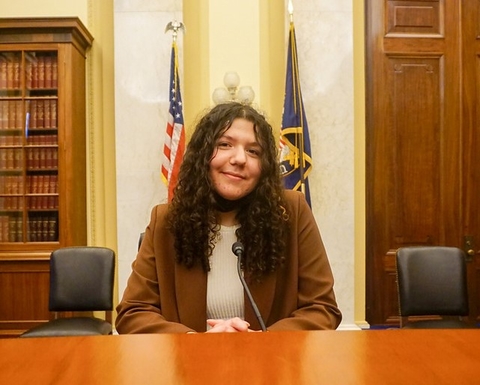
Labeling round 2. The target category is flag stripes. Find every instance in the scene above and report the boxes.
[161,41,185,201]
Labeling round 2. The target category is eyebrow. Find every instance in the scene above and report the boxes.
[219,133,261,147]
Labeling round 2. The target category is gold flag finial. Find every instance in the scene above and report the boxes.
[288,0,294,22]
[165,20,186,42]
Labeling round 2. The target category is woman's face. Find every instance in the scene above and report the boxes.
[209,118,262,201]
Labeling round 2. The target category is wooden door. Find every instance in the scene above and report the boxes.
[366,0,480,326]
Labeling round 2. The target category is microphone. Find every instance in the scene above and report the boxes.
[232,241,267,332]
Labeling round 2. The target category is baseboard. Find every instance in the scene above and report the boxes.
[337,322,363,331]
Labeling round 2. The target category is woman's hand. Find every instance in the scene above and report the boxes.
[206,317,258,333]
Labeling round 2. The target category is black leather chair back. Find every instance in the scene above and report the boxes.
[396,246,472,328]
[49,246,115,311]
[20,246,115,338]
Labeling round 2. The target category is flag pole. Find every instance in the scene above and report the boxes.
[288,1,306,195]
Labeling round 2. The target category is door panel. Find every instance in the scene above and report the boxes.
[366,0,480,326]
[462,0,480,323]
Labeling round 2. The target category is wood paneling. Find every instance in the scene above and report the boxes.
[366,0,480,326]
[387,0,442,36]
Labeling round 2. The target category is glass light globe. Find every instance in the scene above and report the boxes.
[212,87,230,104]
[223,72,240,88]
[236,86,255,104]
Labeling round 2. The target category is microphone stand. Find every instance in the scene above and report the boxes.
[233,242,267,332]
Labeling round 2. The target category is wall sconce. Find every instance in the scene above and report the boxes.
[212,72,255,105]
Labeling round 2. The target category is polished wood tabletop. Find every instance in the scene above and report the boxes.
[0,329,478,384]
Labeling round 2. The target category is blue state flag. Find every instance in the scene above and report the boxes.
[279,22,313,207]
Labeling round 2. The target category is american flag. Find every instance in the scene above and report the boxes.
[279,20,313,207]
[161,41,185,201]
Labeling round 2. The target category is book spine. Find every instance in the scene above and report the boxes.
[6,56,13,89]
[45,56,52,88]
[2,101,7,130]
[0,216,9,242]
[51,100,57,128]
[30,100,37,129]
[0,101,4,130]
[32,58,38,89]
[15,100,22,129]
[8,101,15,129]
[26,59,32,89]
[52,57,58,88]
[38,56,45,89]
[37,99,44,128]
[44,100,51,128]
[13,56,20,89]
[0,147,6,169]
[0,55,7,89]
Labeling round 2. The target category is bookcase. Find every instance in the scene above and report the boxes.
[0,18,93,337]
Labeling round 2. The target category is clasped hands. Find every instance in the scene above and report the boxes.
[205,317,260,333]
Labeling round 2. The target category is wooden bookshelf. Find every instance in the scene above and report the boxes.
[0,18,93,337]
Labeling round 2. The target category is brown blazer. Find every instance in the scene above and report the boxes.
[115,190,342,333]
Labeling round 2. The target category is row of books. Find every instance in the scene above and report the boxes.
[0,175,58,195]
[27,134,58,145]
[0,54,20,90]
[0,148,23,170]
[0,175,24,194]
[0,215,22,242]
[26,147,58,170]
[0,195,59,211]
[26,54,58,89]
[0,99,58,130]
[27,99,58,129]
[0,135,23,146]
[0,53,58,90]
[0,100,23,129]
[0,134,58,146]
[0,215,58,242]
[0,147,58,170]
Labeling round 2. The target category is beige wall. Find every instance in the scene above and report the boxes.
[0,1,88,21]
[183,0,285,136]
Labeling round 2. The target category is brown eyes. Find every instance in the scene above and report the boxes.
[246,148,261,157]
[216,142,261,157]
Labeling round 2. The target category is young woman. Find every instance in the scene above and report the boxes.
[115,102,341,333]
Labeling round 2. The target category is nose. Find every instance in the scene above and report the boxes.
[230,146,247,165]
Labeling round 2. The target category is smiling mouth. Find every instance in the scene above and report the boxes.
[223,172,244,180]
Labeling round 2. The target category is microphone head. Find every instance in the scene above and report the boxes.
[232,241,244,257]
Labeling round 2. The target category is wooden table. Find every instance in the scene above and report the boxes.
[0,329,478,384]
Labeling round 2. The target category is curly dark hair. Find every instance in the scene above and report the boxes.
[166,102,289,279]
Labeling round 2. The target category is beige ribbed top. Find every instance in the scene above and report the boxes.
[206,225,244,324]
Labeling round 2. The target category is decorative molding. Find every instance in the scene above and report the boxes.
[87,0,97,244]
[386,0,444,38]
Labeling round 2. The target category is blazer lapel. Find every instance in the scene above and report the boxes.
[175,264,207,332]
[244,272,276,330]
